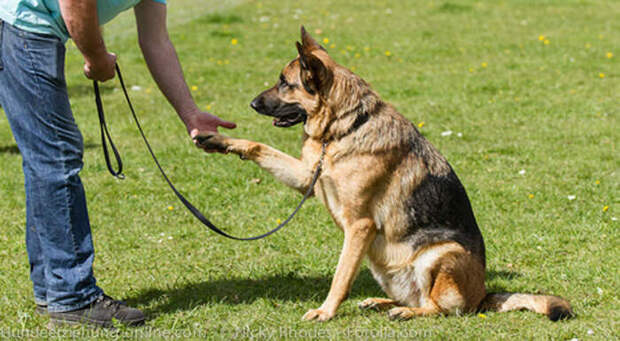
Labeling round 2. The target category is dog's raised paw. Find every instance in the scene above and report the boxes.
[302,308,334,322]
[194,133,228,152]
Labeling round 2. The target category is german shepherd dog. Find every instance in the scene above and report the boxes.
[198,27,573,322]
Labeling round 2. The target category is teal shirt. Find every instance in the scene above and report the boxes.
[0,0,166,43]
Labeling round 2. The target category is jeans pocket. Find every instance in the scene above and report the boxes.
[21,30,66,85]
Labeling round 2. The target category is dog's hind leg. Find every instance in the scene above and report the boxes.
[358,298,400,311]
[388,305,441,320]
[384,242,486,321]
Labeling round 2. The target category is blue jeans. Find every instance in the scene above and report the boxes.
[0,21,102,312]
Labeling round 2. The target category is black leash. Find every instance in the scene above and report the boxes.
[94,63,326,241]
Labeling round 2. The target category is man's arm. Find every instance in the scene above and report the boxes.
[134,0,235,137]
[58,0,116,81]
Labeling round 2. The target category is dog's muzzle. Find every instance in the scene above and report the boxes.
[250,97,307,128]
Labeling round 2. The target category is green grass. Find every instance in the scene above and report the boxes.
[0,0,618,339]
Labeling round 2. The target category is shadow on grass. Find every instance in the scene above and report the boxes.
[485,269,522,292]
[486,269,521,281]
[0,145,20,154]
[127,268,522,317]
[0,143,99,156]
[127,268,383,316]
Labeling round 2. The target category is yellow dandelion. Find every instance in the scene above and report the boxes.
[418,122,425,128]
[538,35,545,41]
[585,43,591,49]
[469,67,475,73]
[231,38,238,45]
[544,39,550,45]
[350,66,357,71]
[322,38,329,44]
[385,50,392,57]
[481,62,488,68]
[569,89,576,94]
[346,45,354,51]
[599,73,605,78]
[330,43,336,49]
[354,53,361,58]
[514,97,520,102]
[364,46,370,52]
[216,60,223,65]
[167,206,174,211]
[224,59,230,65]
[598,34,604,39]
[205,104,212,111]
[606,52,613,59]
[191,85,198,91]
[478,313,487,319]
[528,194,534,199]
[602,205,609,212]
[595,180,600,185]
[145,88,152,94]
[276,218,282,224]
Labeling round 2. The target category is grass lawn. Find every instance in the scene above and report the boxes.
[0,0,617,339]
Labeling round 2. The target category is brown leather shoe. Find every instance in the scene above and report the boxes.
[49,294,145,328]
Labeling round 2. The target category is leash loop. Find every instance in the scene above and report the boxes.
[94,63,324,240]
[94,79,124,179]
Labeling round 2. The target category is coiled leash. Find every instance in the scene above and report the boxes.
[94,63,326,240]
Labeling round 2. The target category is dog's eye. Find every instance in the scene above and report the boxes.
[279,74,290,89]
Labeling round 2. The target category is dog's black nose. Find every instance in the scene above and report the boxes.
[250,98,262,111]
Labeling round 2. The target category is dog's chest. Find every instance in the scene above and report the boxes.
[315,174,346,230]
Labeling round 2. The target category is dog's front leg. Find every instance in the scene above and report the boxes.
[303,218,376,321]
[196,133,315,193]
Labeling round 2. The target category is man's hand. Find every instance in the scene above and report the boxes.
[58,0,116,81]
[185,111,236,152]
[84,52,117,82]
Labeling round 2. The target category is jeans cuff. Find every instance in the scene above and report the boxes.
[47,289,103,313]
[34,298,47,306]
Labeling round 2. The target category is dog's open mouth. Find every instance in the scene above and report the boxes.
[273,112,306,127]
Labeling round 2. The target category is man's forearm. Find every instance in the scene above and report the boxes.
[139,36,199,123]
[134,0,234,136]
[58,0,107,63]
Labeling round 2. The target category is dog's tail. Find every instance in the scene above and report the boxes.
[478,292,573,321]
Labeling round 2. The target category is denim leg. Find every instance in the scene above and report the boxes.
[0,22,102,312]
[25,198,47,306]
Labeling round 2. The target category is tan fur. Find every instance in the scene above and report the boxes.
[198,27,572,322]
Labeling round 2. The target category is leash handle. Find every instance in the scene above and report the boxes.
[94,79,125,179]
[95,63,323,241]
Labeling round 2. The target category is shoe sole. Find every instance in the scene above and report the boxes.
[49,315,145,329]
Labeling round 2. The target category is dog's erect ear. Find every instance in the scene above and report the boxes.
[300,26,323,52]
[296,41,308,69]
[296,46,333,96]
[296,28,332,96]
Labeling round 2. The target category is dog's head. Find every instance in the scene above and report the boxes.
[250,26,334,128]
